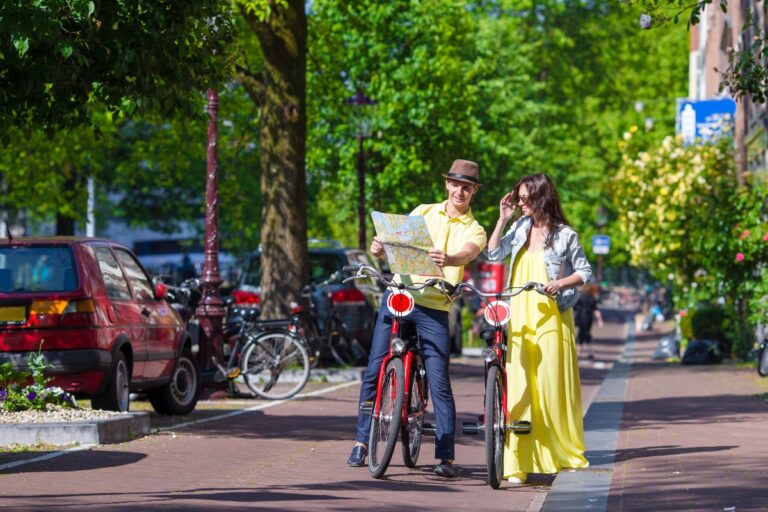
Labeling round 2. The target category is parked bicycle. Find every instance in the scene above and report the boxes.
[343,263,454,479]
[292,271,369,367]
[456,279,549,489]
[169,279,312,400]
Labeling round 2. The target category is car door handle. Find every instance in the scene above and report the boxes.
[141,307,152,317]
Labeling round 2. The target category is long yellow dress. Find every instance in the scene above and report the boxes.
[503,246,589,478]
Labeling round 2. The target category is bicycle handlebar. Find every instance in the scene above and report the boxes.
[342,264,455,296]
[453,280,552,300]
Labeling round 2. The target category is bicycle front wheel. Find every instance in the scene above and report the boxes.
[485,364,504,489]
[368,358,405,479]
[240,330,311,400]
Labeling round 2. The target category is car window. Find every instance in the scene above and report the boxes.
[114,249,155,301]
[242,252,347,286]
[94,247,132,300]
[0,246,78,293]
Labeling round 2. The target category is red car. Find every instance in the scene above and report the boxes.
[0,237,199,414]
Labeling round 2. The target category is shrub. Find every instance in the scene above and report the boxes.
[0,342,78,412]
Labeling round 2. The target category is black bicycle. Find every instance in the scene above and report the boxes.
[293,271,368,367]
[170,279,311,400]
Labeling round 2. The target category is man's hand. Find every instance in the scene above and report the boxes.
[370,236,385,259]
[429,248,451,267]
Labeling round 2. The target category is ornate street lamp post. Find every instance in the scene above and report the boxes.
[348,90,376,250]
[196,89,225,377]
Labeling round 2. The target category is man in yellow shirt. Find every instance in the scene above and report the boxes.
[347,160,487,478]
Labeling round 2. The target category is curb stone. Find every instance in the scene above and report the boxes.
[0,412,150,447]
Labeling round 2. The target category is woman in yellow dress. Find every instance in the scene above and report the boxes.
[485,173,591,484]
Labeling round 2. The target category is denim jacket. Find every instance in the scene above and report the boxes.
[484,216,592,312]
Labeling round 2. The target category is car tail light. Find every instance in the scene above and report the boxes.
[331,288,366,306]
[59,299,97,327]
[233,290,260,306]
[28,299,97,328]
[28,300,68,328]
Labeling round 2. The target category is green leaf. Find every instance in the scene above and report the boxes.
[13,37,29,57]
[60,46,73,59]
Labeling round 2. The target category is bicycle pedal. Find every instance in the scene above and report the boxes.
[359,401,374,415]
[227,368,241,379]
[509,421,531,435]
[422,423,436,436]
[461,421,481,435]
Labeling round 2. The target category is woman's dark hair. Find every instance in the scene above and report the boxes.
[513,173,570,247]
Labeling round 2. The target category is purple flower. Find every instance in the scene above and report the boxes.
[0,389,7,401]
[26,391,37,401]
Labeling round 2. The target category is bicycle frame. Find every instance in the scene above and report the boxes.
[371,317,426,427]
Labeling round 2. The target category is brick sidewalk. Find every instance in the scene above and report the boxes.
[606,323,768,511]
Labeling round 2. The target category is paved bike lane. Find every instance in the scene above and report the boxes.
[0,322,628,512]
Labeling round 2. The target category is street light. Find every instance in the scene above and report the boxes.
[196,89,225,380]
[348,90,376,250]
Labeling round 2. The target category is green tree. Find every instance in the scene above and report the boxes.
[0,1,234,130]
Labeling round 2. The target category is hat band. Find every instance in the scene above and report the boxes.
[444,173,479,184]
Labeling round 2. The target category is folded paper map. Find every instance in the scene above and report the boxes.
[371,211,444,277]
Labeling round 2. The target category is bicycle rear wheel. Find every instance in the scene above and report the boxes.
[368,358,404,479]
[485,364,504,489]
[240,330,311,400]
[401,359,427,468]
[329,334,367,366]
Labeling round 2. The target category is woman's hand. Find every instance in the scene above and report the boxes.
[544,279,564,296]
[499,192,517,223]
[370,236,385,259]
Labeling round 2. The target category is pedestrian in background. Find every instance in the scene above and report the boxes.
[574,283,604,359]
[485,173,590,485]
[347,159,487,479]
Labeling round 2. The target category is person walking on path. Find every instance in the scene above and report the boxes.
[347,159,487,479]
[485,173,590,485]
[574,283,604,359]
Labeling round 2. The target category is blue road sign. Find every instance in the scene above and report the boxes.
[675,98,736,145]
[592,235,610,255]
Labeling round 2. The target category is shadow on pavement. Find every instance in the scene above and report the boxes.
[0,450,146,474]
[587,444,736,466]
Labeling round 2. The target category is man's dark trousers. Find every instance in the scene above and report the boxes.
[354,293,455,461]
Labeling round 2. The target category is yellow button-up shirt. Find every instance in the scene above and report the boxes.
[396,201,487,312]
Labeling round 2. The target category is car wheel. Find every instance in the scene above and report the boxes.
[91,351,130,412]
[147,349,200,415]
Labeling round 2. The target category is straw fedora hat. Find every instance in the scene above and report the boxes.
[442,159,481,186]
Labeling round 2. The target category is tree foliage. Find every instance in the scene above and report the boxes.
[0,1,235,131]
[614,131,768,327]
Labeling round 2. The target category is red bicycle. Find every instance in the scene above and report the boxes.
[343,264,453,479]
[456,280,549,488]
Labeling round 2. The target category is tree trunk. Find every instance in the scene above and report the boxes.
[248,0,308,318]
[56,214,75,236]
[56,167,77,235]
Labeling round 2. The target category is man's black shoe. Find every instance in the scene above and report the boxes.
[434,460,456,478]
[347,445,367,467]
